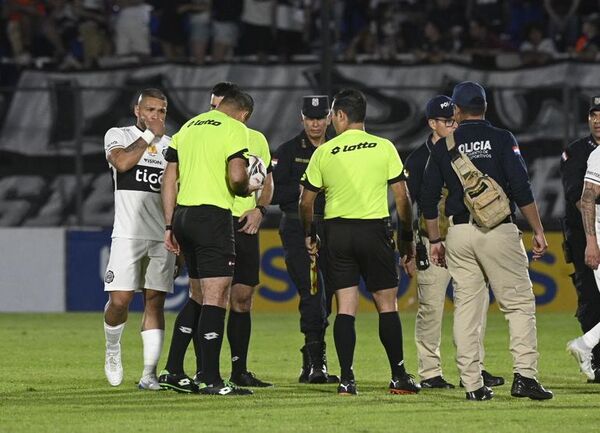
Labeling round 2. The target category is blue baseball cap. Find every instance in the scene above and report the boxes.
[451,81,487,108]
[425,95,454,119]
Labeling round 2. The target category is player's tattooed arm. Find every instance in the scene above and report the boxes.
[107,137,148,172]
[582,180,600,269]
[581,181,600,237]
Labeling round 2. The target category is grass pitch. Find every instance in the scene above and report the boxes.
[1,311,600,433]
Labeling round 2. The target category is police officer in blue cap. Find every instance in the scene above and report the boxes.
[421,81,553,401]
[404,95,504,390]
[272,95,338,384]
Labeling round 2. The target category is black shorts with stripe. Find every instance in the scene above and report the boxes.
[232,216,260,287]
[324,218,398,292]
[173,205,235,279]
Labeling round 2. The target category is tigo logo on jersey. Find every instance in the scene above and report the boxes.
[135,168,163,192]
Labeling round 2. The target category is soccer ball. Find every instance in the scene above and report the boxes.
[248,155,267,189]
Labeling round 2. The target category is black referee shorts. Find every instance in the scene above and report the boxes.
[232,216,260,287]
[324,218,398,292]
[173,205,235,279]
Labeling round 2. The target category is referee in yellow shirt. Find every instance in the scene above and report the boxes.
[162,88,259,396]
[299,88,420,396]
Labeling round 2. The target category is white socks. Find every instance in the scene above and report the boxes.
[141,329,164,377]
[104,322,125,351]
[583,322,600,349]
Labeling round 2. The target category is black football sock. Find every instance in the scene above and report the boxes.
[378,311,407,378]
[333,314,356,381]
[164,298,200,374]
[198,305,226,386]
[227,310,251,377]
[192,303,203,374]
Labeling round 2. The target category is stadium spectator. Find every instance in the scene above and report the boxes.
[179,0,211,65]
[240,0,273,63]
[573,14,600,61]
[338,0,376,61]
[544,0,580,51]
[153,1,185,61]
[414,19,452,63]
[44,0,82,69]
[463,18,509,66]
[466,0,507,32]
[113,0,152,58]
[74,0,111,68]
[211,0,242,62]
[519,22,557,65]
[5,0,47,65]
[274,0,309,62]
[507,0,545,47]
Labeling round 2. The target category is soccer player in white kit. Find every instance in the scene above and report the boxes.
[102,88,176,389]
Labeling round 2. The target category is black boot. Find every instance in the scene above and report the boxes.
[306,341,339,384]
[298,346,310,383]
[320,342,339,384]
[306,342,328,383]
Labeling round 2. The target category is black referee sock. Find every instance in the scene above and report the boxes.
[227,310,251,377]
[164,298,200,374]
[378,311,407,378]
[192,303,203,374]
[198,305,226,386]
[333,314,356,381]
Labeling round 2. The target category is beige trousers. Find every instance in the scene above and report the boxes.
[415,238,489,380]
[445,222,538,392]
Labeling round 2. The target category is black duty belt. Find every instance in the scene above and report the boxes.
[452,213,513,226]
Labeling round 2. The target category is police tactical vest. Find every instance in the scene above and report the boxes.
[446,133,511,228]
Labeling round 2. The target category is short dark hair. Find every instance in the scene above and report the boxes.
[457,104,486,116]
[212,82,239,97]
[220,89,254,118]
[137,88,167,105]
[332,88,366,123]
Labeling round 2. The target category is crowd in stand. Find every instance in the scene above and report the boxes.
[1,0,599,70]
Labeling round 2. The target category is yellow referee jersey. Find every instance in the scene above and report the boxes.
[231,128,272,217]
[170,110,249,209]
[302,129,404,219]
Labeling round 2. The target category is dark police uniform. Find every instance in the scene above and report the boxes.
[272,95,335,382]
[421,82,552,399]
[561,127,600,366]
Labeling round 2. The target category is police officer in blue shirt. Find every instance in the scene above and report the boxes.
[421,81,553,401]
[272,95,338,384]
[560,96,600,381]
[405,95,504,390]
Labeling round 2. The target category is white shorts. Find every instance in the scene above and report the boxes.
[104,238,176,293]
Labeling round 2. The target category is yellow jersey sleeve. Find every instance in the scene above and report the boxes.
[170,130,179,150]
[226,121,250,161]
[387,141,404,184]
[302,148,323,191]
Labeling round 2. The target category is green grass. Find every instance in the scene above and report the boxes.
[1,311,600,433]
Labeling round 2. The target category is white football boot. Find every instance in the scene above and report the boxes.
[567,337,595,380]
[104,344,123,386]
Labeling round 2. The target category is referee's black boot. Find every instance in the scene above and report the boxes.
[510,373,553,400]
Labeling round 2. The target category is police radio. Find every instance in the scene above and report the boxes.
[416,241,430,270]
[414,218,430,271]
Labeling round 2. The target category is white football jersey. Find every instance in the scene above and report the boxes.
[104,125,170,241]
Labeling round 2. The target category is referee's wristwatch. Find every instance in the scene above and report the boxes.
[255,205,267,216]
[165,224,173,231]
